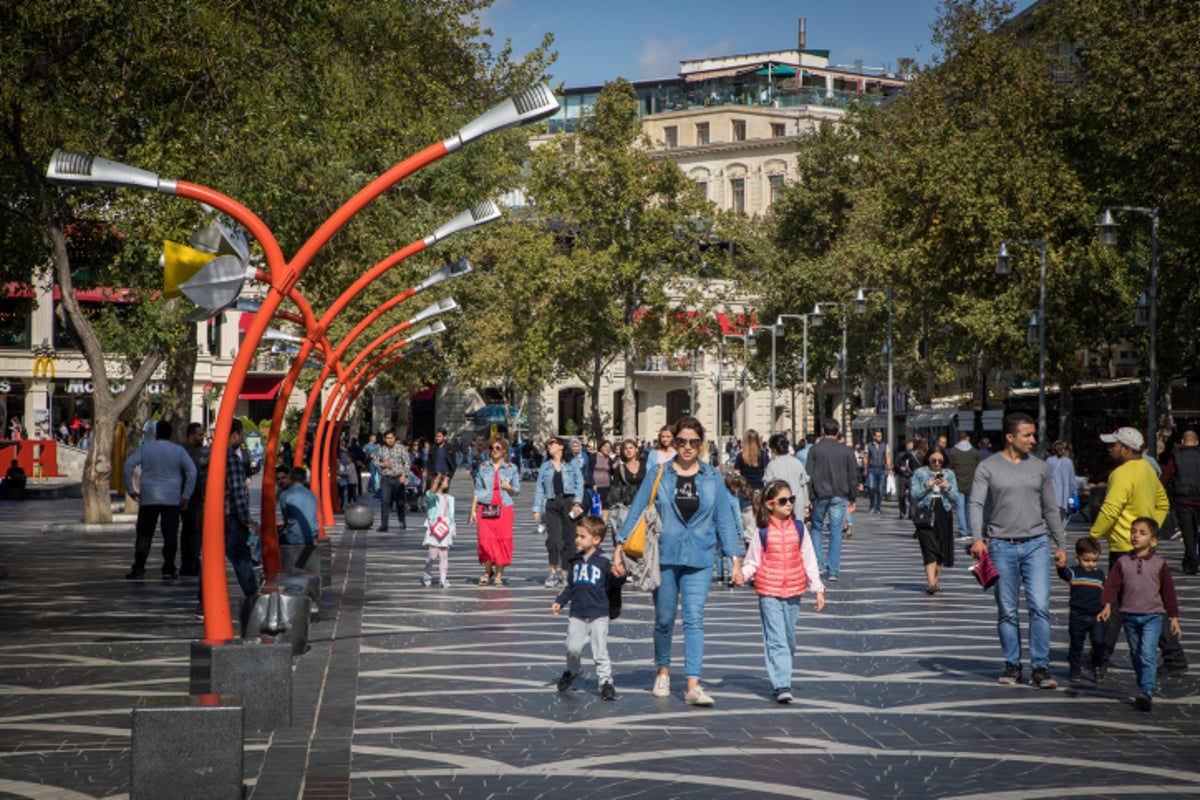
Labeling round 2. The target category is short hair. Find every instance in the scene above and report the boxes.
[1131,516,1160,537]
[768,433,790,455]
[289,467,308,484]
[187,422,204,438]
[276,463,290,474]
[156,420,172,440]
[230,418,244,436]
[671,415,705,442]
[1075,537,1100,558]
[577,514,606,542]
[822,418,840,436]
[1003,412,1035,436]
[959,431,971,441]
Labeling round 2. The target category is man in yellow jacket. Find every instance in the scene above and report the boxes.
[1090,426,1186,674]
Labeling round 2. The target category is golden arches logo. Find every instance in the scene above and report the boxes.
[32,356,55,378]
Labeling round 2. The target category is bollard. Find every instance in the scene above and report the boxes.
[343,501,373,530]
[190,637,292,731]
[131,693,244,800]
[240,584,311,656]
[276,572,321,619]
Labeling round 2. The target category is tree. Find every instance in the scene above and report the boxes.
[0,0,550,520]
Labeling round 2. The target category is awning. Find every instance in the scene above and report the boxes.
[468,404,527,425]
[850,414,887,430]
[755,64,797,76]
[907,410,958,428]
[238,376,282,400]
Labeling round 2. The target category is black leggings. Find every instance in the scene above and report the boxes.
[544,496,577,570]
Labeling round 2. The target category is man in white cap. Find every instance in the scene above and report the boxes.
[1090,425,1186,675]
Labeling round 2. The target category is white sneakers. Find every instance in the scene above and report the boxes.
[652,673,671,698]
[684,685,715,706]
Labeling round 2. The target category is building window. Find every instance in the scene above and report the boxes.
[769,174,785,205]
[730,178,745,213]
[771,122,787,138]
[664,126,678,149]
[696,181,707,201]
[732,119,746,142]
[695,122,709,146]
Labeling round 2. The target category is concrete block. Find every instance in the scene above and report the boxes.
[240,587,311,656]
[131,693,244,800]
[190,638,292,730]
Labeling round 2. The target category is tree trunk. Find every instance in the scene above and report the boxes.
[588,344,604,439]
[623,349,637,441]
[161,329,199,444]
[1058,370,1074,448]
[815,376,827,426]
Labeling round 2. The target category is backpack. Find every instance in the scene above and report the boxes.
[758,517,805,551]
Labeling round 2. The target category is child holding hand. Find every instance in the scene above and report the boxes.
[737,479,825,704]
[1098,517,1182,711]
[552,515,618,700]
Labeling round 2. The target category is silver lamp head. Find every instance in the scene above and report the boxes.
[262,327,303,344]
[417,258,473,292]
[854,288,867,315]
[427,200,502,245]
[410,297,458,326]
[45,149,177,194]
[1097,209,1120,249]
[996,242,1011,275]
[811,303,824,327]
[444,84,559,152]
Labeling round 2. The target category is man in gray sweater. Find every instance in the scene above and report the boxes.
[968,412,1066,690]
[805,419,860,581]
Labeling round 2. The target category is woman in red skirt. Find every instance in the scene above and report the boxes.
[469,436,521,586]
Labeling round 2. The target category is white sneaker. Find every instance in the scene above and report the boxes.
[544,573,558,588]
[685,685,715,706]
[439,578,450,588]
[652,673,671,697]
[421,571,432,587]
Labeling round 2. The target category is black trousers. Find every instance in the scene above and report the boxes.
[180,503,202,573]
[1176,502,1200,573]
[1068,611,1106,673]
[1103,551,1188,669]
[896,475,912,516]
[133,504,180,575]
[378,476,407,530]
[543,496,577,570]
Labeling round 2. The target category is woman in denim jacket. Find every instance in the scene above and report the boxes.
[533,437,585,588]
[911,451,959,594]
[613,416,742,706]
[469,436,521,586]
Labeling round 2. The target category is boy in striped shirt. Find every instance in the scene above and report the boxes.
[1057,537,1107,684]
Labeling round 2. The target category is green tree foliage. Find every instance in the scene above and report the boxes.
[0,0,550,520]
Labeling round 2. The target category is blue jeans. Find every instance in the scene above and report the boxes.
[989,535,1052,669]
[866,468,886,512]
[653,565,712,679]
[955,492,970,538]
[810,497,847,576]
[1124,613,1163,696]
[758,594,802,690]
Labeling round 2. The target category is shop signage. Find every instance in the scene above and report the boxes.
[0,380,10,393]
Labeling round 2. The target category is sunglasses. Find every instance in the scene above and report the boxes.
[675,437,702,448]
[929,460,943,465]
[772,496,795,505]
[490,445,504,451]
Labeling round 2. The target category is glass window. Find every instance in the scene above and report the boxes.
[664,126,678,149]
[769,174,785,205]
[731,179,745,214]
[695,122,709,146]
[696,181,707,201]
[732,119,746,141]
[0,298,32,348]
[771,122,787,137]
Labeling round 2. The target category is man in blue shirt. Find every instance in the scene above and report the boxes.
[123,420,197,579]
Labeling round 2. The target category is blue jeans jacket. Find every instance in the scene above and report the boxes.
[617,461,740,568]
[533,459,584,514]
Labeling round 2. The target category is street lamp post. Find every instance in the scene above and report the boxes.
[996,239,1047,455]
[811,302,847,436]
[855,287,894,454]
[723,326,756,437]
[776,313,809,443]
[1098,206,1159,453]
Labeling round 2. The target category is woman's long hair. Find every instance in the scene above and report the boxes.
[752,479,791,530]
[742,429,764,467]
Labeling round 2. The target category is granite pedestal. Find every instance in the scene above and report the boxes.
[131,693,244,799]
[189,637,292,731]
[240,585,311,655]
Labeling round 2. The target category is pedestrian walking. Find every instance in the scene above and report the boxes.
[1045,440,1077,524]
[911,450,958,595]
[968,412,1066,689]
[552,515,619,701]
[469,436,520,586]
[737,479,825,703]
[372,430,409,531]
[733,429,770,506]
[805,419,859,581]
[196,418,259,619]
[763,433,810,518]
[895,440,920,519]
[1056,537,1107,684]
[421,474,456,588]
[425,429,456,487]
[180,422,209,576]
[533,436,584,588]
[123,420,197,579]
[863,428,891,515]
[947,431,979,538]
[1160,429,1200,575]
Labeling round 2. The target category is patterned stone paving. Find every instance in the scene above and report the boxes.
[1,482,1199,798]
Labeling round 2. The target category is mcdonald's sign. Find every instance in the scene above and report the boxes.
[32,356,56,379]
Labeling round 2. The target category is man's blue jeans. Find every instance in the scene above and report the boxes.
[989,535,1051,669]
[1124,612,1163,696]
[955,492,970,538]
[810,497,847,576]
[867,467,886,512]
[758,594,802,690]
[653,564,712,680]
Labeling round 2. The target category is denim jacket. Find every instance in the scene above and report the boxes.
[533,459,584,514]
[617,461,740,569]
[473,461,520,507]
[910,466,959,510]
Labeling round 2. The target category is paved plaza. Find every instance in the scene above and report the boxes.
[1,481,1200,799]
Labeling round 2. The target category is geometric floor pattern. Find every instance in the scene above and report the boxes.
[2,482,1200,798]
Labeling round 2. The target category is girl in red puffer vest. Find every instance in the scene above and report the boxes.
[737,480,826,703]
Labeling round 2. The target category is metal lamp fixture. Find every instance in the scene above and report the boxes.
[810,302,824,327]
[416,258,473,292]
[995,242,1011,274]
[46,149,177,194]
[425,200,501,246]
[1097,209,1120,249]
[854,288,867,315]
[444,84,559,152]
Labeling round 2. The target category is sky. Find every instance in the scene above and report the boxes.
[479,0,950,88]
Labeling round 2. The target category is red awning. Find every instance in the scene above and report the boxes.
[239,312,253,332]
[238,376,283,400]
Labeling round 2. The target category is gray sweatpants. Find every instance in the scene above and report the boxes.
[566,616,612,686]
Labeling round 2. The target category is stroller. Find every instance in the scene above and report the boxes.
[405,466,424,513]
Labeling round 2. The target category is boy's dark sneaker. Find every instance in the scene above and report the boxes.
[773,687,794,704]
[600,682,616,701]
[1030,668,1058,689]
[998,662,1022,685]
[556,670,578,692]
[1093,664,1107,683]
[1068,671,1083,684]
[1135,692,1153,711]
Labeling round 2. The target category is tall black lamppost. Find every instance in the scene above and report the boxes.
[996,239,1047,455]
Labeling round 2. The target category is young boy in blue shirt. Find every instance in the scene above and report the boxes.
[552,515,617,700]
[1056,537,1107,684]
